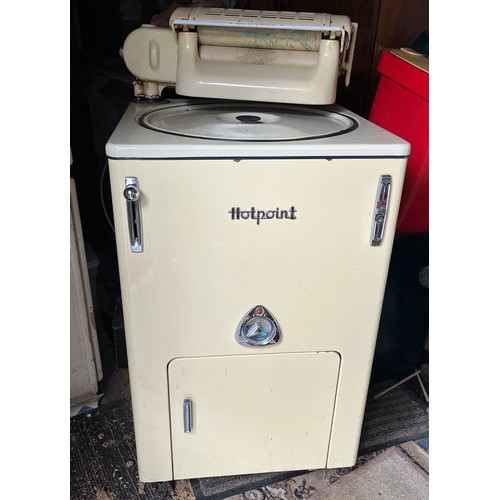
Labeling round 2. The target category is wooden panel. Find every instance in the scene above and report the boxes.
[366,0,429,115]
[70,179,102,402]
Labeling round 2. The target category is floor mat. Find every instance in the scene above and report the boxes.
[190,471,304,500]
[70,379,428,500]
[70,400,173,499]
[358,378,429,455]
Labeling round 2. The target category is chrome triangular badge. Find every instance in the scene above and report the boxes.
[235,305,281,347]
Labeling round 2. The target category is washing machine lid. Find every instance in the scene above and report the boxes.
[138,102,357,141]
[106,99,411,159]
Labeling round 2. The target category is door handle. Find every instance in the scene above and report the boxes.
[123,177,143,253]
[371,175,391,246]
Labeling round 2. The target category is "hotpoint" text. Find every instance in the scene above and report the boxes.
[229,206,297,225]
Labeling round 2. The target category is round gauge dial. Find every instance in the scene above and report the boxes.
[236,305,281,347]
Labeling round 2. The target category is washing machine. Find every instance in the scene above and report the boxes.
[105,7,409,483]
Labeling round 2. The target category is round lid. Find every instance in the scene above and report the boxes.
[138,101,357,141]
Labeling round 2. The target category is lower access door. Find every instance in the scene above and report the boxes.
[168,352,341,479]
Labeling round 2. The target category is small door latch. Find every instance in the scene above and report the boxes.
[183,399,193,433]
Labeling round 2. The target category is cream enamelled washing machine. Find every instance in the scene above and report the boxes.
[105,8,409,483]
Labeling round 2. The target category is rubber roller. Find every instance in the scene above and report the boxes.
[197,26,321,51]
[199,45,319,66]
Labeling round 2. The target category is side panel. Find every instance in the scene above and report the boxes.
[168,352,341,479]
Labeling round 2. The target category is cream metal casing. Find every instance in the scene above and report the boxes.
[122,7,357,103]
[106,99,409,482]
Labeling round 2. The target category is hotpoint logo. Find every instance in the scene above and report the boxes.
[229,206,297,225]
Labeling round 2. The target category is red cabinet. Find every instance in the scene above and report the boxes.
[369,49,429,234]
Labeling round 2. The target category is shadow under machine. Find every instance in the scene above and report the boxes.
[105,7,410,483]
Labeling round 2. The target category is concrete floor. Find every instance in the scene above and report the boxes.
[165,442,429,499]
[227,443,428,499]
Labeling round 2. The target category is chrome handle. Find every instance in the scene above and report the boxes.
[123,177,143,253]
[183,399,193,433]
[371,175,391,246]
